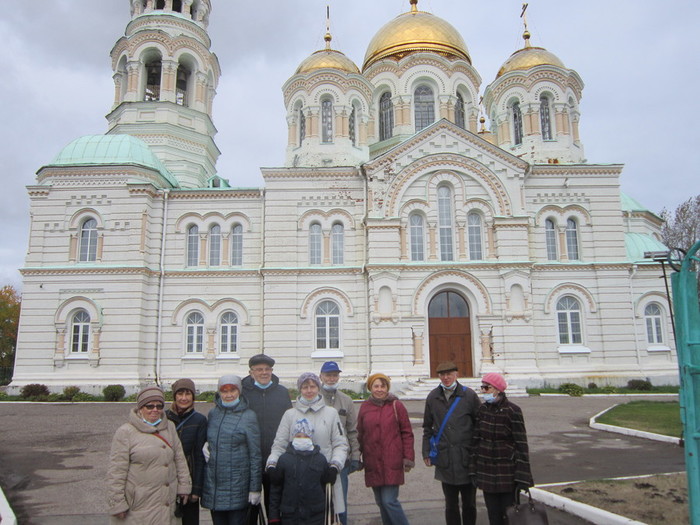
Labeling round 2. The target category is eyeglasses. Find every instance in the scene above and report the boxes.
[251,367,272,373]
[480,385,494,392]
[143,403,164,410]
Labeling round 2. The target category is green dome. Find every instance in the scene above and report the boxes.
[620,192,649,213]
[49,134,178,187]
[625,232,668,262]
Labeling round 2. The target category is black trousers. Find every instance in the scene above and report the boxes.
[181,498,200,525]
[482,491,515,525]
[441,482,477,525]
[211,508,247,525]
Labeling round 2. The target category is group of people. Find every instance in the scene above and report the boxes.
[106,355,532,525]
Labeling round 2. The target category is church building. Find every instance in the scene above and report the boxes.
[11,0,676,394]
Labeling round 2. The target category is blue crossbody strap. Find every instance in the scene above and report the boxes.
[434,386,466,443]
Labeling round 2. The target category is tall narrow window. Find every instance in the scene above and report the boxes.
[645,303,664,344]
[186,312,204,353]
[511,101,523,145]
[309,223,322,265]
[331,223,344,265]
[321,99,333,143]
[379,92,393,141]
[556,296,582,344]
[219,311,238,353]
[144,58,162,101]
[349,106,356,146]
[545,219,557,261]
[540,94,552,140]
[566,218,579,260]
[209,224,221,266]
[231,224,243,266]
[409,213,425,261]
[414,85,435,131]
[79,218,98,262]
[176,65,190,106]
[156,0,165,8]
[438,186,454,261]
[467,212,483,260]
[71,310,90,353]
[315,300,340,350]
[455,92,466,129]
[172,0,183,12]
[187,225,199,267]
[298,106,306,145]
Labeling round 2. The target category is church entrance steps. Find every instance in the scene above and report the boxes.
[396,377,528,400]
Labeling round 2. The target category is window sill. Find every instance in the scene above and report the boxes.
[311,349,344,359]
[66,354,89,360]
[647,344,671,352]
[216,354,240,360]
[182,354,205,360]
[557,345,591,354]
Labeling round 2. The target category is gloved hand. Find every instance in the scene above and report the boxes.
[349,459,363,473]
[248,492,261,505]
[323,465,339,485]
[202,442,210,463]
[515,482,531,493]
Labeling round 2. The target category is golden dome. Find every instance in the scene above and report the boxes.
[496,32,565,78]
[296,32,360,75]
[363,0,470,71]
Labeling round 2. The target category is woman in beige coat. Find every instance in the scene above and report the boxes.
[107,386,192,524]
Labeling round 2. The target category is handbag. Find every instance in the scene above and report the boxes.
[325,483,341,525]
[505,488,549,525]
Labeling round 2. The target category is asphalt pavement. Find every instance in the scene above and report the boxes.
[0,395,684,524]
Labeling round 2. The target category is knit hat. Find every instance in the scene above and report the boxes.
[481,372,507,392]
[218,374,242,392]
[297,372,321,390]
[366,373,391,391]
[137,386,165,409]
[292,418,314,437]
[436,361,458,374]
[171,378,196,396]
[249,354,275,368]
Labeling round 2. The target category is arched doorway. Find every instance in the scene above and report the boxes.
[428,291,473,376]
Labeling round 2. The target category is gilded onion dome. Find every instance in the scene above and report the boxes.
[296,31,360,75]
[496,30,565,78]
[363,0,470,71]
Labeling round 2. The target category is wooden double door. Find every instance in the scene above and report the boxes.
[428,291,473,377]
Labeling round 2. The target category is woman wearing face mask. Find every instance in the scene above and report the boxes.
[106,386,192,524]
[471,373,533,525]
[202,375,262,525]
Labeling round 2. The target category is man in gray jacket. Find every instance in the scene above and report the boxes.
[422,361,481,525]
[319,361,361,525]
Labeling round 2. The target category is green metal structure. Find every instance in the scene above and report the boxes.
[671,239,700,525]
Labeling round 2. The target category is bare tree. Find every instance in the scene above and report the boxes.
[660,195,700,258]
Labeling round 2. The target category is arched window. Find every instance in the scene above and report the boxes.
[231,224,243,266]
[187,225,199,267]
[185,311,204,353]
[176,64,190,106]
[511,101,523,146]
[644,303,664,344]
[566,218,579,260]
[172,0,183,12]
[540,94,552,140]
[414,85,435,131]
[209,224,221,266]
[467,212,483,260]
[219,311,238,353]
[79,218,98,262]
[298,106,306,145]
[71,310,91,353]
[349,105,357,146]
[438,186,454,261]
[409,213,425,261]
[556,296,582,344]
[156,0,165,8]
[379,92,393,141]
[309,223,322,265]
[315,300,340,350]
[455,92,466,129]
[545,219,557,261]
[321,98,333,143]
[331,223,344,265]
[144,58,162,101]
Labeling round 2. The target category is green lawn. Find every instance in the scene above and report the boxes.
[596,400,682,437]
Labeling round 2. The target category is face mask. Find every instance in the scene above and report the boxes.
[254,381,272,389]
[483,393,497,404]
[221,398,240,408]
[322,383,337,392]
[441,382,457,391]
[292,437,314,452]
[143,418,161,426]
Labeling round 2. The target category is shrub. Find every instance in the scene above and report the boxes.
[341,388,369,400]
[197,391,216,402]
[48,393,63,402]
[20,383,50,399]
[559,383,584,397]
[164,390,174,401]
[0,391,8,401]
[627,379,652,391]
[288,388,299,400]
[73,392,100,402]
[601,385,617,394]
[103,384,126,402]
[587,382,598,390]
[124,393,138,402]
[63,386,81,401]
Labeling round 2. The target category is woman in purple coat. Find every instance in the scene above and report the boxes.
[357,373,414,525]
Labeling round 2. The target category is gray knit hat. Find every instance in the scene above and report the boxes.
[218,374,242,392]
[297,372,321,390]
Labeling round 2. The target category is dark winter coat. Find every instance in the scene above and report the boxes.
[201,395,262,511]
[357,394,415,488]
[269,444,332,525]
[422,383,480,485]
[471,395,533,493]
[166,406,207,497]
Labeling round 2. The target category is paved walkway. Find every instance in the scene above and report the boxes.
[0,395,684,524]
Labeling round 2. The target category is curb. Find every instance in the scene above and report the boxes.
[0,485,18,525]
[589,405,682,444]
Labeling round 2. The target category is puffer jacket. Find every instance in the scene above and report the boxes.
[201,394,262,511]
[422,383,480,485]
[357,394,415,488]
[106,408,192,525]
[166,405,207,497]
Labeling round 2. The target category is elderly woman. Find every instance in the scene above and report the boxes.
[357,373,414,525]
[202,374,262,525]
[472,373,533,525]
[107,385,192,524]
[267,372,348,517]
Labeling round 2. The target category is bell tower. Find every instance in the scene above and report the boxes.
[107,0,221,188]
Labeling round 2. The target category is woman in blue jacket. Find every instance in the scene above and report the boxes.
[202,375,262,525]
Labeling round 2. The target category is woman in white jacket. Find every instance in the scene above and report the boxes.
[266,372,349,514]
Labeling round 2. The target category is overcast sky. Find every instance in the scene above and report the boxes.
[1,0,697,289]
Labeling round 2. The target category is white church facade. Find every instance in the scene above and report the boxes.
[11,0,676,394]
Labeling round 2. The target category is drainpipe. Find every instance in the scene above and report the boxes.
[258,189,266,352]
[155,189,170,385]
[629,264,641,366]
[360,167,371,376]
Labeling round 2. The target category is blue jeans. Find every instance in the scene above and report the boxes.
[338,463,350,525]
[371,485,409,525]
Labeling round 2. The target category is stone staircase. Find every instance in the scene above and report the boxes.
[396,377,528,400]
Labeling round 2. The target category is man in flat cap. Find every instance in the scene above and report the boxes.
[422,361,481,525]
[242,353,292,523]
